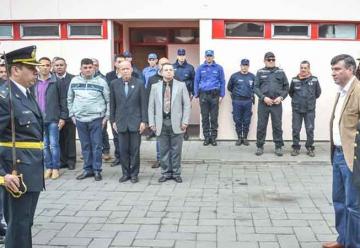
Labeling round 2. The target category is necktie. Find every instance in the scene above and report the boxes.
[124,82,129,96]
[164,83,171,114]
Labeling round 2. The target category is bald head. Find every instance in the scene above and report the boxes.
[158,57,169,70]
[119,61,133,80]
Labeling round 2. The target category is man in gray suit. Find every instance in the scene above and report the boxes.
[148,63,191,183]
[110,61,147,183]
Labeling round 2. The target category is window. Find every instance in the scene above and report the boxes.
[272,24,310,38]
[319,24,356,39]
[21,24,60,38]
[0,24,13,38]
[68,23,102,37]
[225,22,264,37]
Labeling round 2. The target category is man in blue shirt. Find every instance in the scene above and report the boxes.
[194,50,225,146]
[227,59,255,146]
[142,53,158,88]
[173,48,195,140]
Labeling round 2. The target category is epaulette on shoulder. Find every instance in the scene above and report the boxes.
[0,85,9,99]
[311,76,318,82]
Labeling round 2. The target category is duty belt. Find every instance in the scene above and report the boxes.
[0,141,44,149]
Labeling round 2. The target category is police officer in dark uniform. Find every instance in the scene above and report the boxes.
[227,58,255,146]
[254,52,289,156]
[289,61,321,157]
[194,50,225,146]
[173,48,195,140]
[0,46,44,248]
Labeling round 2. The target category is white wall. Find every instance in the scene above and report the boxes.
[0,21,114,76]
[199,20,360,141]
[1,0,360,21]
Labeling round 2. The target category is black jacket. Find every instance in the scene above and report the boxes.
[110,77,148,133]
[254,67,289,101]
[106,70,144,86]
[0,81,44,192]
[289,75,321,112]
[57,73,74,120]
[32,73,67,123]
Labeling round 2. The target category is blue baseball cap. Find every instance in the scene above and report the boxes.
[123,51,132,58]
[241,59,250,65]
[205,50,214,57]
[177,48,186,56]
[148,53,158,59]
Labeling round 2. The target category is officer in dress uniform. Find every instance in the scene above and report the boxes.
[0,46,44,248]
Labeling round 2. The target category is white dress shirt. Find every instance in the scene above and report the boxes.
[332,76,356,146]
[12,80,28,98]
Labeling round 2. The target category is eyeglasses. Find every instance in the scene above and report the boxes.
[266,59,276,62]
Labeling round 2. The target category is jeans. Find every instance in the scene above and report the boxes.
[332,148,360,247]
[76,118,103,173]
[44,122,60,169]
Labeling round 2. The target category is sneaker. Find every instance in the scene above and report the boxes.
[255,147,264,156]
[275,147,283,157]
[51,169,60,179]
[44,169,52,179]
[291,149,300,156]
[307,149,315,157]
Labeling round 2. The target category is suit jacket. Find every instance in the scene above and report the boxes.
[110,77,147,133]
[330,77,360,171]
[148,79,191,136]
[0,81,44,192]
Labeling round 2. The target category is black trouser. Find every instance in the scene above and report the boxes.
[3,191,40,248]
[59,119,76,168]
[292,110,315,150]
[256,101,284,148]
[112,126,120,160]
[118,131,141,178]
[158,120,183,178]
[199,91,219,139]
[102,122,110,154]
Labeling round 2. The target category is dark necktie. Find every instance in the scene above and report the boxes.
[164,83,171,114]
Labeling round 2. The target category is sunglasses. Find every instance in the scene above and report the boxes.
[266,58,276,62]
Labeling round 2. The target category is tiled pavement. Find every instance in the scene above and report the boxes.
[2,141,336,248]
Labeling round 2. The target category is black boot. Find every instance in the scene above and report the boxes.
[242,133,249,146]
[235,134,242,146]
[203,137,210,146]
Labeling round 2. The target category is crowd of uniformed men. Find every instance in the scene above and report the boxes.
[0,46,360,247]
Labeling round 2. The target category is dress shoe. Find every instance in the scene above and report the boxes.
[119,175,130,183]
[291,148,300,156]
[151,160,160,168]
[68,164,75,170]
[322,241,344,248]
[130,176,139,183]
[275,147,283,157]
[158,176,168,183]
[76,171,94,180]
[203,138,210,146]
[111,158,121,167]
[44,169,52,179]
[51,169,60,180]
[242,138,250,146]
[235,138,242,146]
[211,138,217,146]
[255,147,264,156]
[102,153,112,161]
[173,176,183,183]
[94,172,102,181]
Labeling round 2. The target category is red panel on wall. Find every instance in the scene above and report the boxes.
[311,23,318,39]
[212,20,224,39]
[264,22,272,39]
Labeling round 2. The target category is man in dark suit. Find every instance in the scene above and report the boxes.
[53,57,76,170]
[0,46,44,248]
[110,61,147,183]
